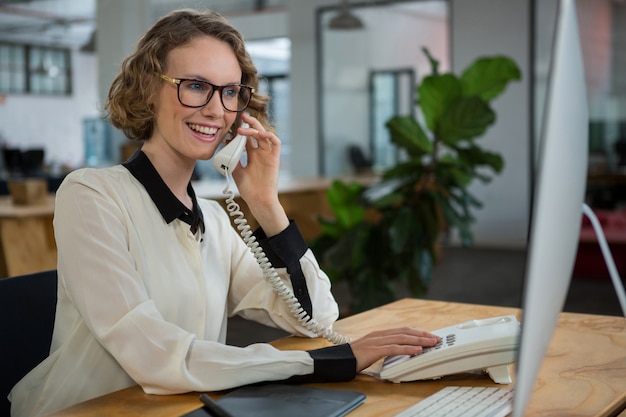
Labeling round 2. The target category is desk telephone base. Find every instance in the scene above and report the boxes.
[380,315,521,384]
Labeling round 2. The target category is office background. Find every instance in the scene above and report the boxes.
[0,0,624,318]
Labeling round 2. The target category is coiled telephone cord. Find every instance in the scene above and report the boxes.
[222,174,351,345]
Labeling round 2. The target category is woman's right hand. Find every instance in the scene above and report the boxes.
[232,112,289,237]
[349,327,440,372]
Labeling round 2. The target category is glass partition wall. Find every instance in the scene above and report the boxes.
[535,0,626,210]
[317,0,450,177]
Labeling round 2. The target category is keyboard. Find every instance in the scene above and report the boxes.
[394,386,514,417]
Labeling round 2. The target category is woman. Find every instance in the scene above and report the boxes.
[10,9,439,417]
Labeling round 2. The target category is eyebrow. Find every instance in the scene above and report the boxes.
[179,74,243,86]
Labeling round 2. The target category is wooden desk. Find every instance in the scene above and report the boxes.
[0,194,56,278]
[194,176,375,242]
[43,299,626,417]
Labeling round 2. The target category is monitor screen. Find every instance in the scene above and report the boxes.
[512,0,589,415]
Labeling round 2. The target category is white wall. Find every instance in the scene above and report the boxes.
[287,0,336,177]
[0,51,100,169]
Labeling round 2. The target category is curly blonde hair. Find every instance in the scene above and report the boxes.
[105,9,271,141]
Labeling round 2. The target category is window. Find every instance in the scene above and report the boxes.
[248,37,291,174]
[0,42,71,95]
[535,2,626,209]
[0,43,25,93]
[258,74,291,173]
[369,69,415,171]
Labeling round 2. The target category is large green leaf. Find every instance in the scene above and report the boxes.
[416,249,433,289]
[437,97,496,144]
[419,73,462,132]
[386,116,432,156]
[323,230,358,270]
[351,269,396,313]
[448,187,483,211]
[371,191,404,209]
[383,161,425,182]
[326,180,365,230]
[388,207,415,254]
[461,56,522,101]
[432,192,474,246]
[350,223,375,269]
[363,176,411,204]
[437,162,473,188]
[456,145,505,173]
[317,217,343,239]
[323,223,371,272]
[415,195,441,247]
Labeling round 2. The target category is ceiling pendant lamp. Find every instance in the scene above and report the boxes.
[328,0,364,30]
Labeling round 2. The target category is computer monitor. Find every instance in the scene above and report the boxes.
[512,0,588,416]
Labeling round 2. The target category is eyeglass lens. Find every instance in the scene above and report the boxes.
[178,79,251,111]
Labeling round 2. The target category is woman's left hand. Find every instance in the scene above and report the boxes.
[232,112,289,236]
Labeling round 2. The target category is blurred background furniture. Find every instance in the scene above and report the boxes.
[575,208,626,279]
[0,195,56,278]
[194,177,351,242]
[0,269,57,417]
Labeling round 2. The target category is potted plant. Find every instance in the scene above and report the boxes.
[310,48,521,314]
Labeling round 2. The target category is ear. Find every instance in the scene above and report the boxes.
[147,72,164,108]
[145,91,156,112]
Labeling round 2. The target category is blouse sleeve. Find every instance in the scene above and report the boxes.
[224,213,342,340]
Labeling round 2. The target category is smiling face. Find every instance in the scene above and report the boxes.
[145,35,242,167]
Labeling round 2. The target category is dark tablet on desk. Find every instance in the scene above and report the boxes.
[182,384,366,417]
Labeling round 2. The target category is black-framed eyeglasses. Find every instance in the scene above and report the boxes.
[159,74,255,112]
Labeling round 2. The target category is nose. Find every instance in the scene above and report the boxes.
[200,91,224,117]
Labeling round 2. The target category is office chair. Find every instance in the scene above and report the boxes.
[0,270,57,417]
[346,145,372,170]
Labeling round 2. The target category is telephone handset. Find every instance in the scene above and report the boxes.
[211,134,247,176]
[380,315,521,384]
[212,135,350,345]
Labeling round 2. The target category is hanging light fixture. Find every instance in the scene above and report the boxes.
[328,0,364,30]
[80,30,96,53]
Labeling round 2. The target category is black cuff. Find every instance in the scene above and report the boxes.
[253,220,313,316]
[252,220,307,267]
[283,344,357,384]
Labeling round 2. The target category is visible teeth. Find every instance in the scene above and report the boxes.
[189,124,217,135]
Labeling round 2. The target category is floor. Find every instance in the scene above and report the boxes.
[226,246,625,347]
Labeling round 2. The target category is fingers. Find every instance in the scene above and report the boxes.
[238,113,280,152]
[230,113,281,191]
[349,327,441,372]
[356,327,441,354]
[365,326,439,339]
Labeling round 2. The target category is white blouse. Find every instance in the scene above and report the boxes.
[10,163,343,417]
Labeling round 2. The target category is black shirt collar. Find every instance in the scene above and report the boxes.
[122,149,205,234]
